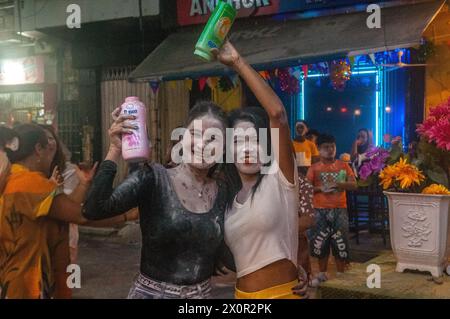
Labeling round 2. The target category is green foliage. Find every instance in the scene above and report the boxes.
[386,143,402,165]
[415,139,450,188]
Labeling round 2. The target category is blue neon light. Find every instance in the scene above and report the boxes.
[301,78,305,120]
[299,66,384,146]
[375,71,380,146]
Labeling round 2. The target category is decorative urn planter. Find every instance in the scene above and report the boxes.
[384,192,450,277]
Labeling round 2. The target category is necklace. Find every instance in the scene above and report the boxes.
[191,181,206,198]
[175,165,209,198]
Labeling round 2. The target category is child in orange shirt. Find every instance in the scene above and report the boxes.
[306,134,357,287]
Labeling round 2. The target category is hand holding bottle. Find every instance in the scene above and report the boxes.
[106,107,136,163]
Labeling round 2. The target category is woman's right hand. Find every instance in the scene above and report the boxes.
[49,166,64,187]
[108,107,136,153]
[211,40,242,69]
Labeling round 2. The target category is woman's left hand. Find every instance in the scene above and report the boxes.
[211,40,242,68]
[49,166,64,187]
[76,162,99,186]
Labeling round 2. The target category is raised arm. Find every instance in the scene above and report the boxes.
[66,163,98,204]
[82,160,145,220]
[82,107,145,220]
[213,42,295,183]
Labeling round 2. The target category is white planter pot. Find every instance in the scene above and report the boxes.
[384,192,450,277]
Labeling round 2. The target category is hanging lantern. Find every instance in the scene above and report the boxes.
[278,68,299,95]
[278,68,290,92]
[218,76,234,92]
[329,60,352,91]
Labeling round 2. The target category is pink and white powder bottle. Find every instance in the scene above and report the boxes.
[120,96,150,163]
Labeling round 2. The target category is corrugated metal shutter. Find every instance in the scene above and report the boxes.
[101,66,152,183]
[158,81,189,166]
[101,68,190,183]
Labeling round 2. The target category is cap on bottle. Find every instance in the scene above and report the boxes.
[125,96,140,102]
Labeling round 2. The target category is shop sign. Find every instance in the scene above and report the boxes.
[177,0,387,26]
[0,56,45,85]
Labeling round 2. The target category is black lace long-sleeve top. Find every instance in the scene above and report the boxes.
[83,160,229,285]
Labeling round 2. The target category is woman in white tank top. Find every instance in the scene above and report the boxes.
[213,41,306,299]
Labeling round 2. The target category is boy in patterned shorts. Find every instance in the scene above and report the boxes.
[306,134,357,287]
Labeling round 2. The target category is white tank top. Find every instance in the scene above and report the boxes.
[224,163,299,278]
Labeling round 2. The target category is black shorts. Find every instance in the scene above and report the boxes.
[307,208,350,260]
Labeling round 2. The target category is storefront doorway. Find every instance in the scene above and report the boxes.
[302,69,378,155]
[0,91,46,126]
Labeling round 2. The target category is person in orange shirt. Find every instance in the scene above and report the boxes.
[0,124,91,299]
[306,134,357,287]
[0,127,17,194]
[292,120,319,176]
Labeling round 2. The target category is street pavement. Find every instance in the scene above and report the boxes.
[72,232,235,299]
[72,225,387,299]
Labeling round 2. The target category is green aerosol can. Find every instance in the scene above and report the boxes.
[194,1,237,62]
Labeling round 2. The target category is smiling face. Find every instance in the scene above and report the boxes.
[233,120,262,176]
[183,114,225,170]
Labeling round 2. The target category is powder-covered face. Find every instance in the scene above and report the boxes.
[319,142,336,160]
[183,115,225,170]
[233,121,262,175]
[296,122,308,137]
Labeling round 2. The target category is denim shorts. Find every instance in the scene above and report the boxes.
[307,208,350,260]
[127,273,212,299]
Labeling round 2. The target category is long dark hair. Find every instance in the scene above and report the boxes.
[39,125,66,173]
[186,100,227,129]
[6,124,49,163]
[357,128,372,154]
[225,107,272,208]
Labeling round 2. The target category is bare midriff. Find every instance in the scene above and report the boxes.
[236,259,298,293]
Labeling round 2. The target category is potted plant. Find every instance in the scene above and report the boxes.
[381,98,450,277]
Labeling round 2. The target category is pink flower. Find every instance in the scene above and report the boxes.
[417,116,437,138]
[429,98,450,118]
[429,117,450,151]
[417,98,450,151]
